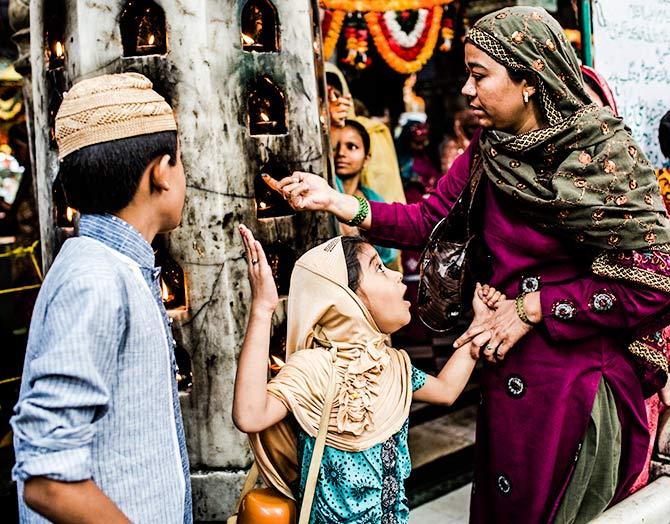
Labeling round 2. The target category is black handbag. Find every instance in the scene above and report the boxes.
[416,152,490,332]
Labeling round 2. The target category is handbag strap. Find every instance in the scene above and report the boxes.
[234,462,259,513]
[298,346,339,524]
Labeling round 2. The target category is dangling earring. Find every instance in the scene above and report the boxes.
[523,91,530,104]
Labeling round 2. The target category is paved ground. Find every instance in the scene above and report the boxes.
[409,483,471,524]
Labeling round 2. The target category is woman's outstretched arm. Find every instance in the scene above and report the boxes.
[278,135,479,251]
[232,225,288,434]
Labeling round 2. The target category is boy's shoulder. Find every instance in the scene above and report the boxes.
[45,236,136,289]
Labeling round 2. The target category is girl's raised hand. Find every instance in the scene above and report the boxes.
[239,224,278,314]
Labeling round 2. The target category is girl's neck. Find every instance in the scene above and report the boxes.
[339,173,361,196]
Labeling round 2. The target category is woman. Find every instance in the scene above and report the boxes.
[233,226,503,522]
[333,119,398,268]
[279,7,670,523]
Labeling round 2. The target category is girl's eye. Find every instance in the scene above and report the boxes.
[376,264,385,273]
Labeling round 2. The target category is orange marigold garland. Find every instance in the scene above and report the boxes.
[365,6,443,74]
[321,0,451,11]
[322,9,346,61]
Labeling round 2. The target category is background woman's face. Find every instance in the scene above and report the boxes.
[461,43,528,133]
[355,244,411,334]
[333,126,368,178]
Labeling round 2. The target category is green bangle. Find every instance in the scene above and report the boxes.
[515,293,537,326]
[345,195,370,227]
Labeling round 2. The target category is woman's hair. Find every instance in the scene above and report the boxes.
[343,119,371,156]
[659,110,670,159]
[341,236,369,292]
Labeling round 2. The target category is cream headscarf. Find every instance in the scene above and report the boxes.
[249,237,413,498]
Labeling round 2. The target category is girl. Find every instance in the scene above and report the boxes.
[333,119,398,269]
[233,225,503,523]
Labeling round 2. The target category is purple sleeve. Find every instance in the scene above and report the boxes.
[367,139,475,251]
[540,276,670,342]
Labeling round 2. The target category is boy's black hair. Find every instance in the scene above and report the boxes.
[342,119,371,156]
[58,130,178,214]
[340,235,369,292]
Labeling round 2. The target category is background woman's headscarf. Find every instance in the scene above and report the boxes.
[249,237,413,498]
[466,7,670,390]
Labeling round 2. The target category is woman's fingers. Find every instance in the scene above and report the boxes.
[255,240,269,269]
[487,290,502,307]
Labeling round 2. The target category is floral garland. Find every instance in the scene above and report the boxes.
[321,0,452,11]
[322,9,346,60]
[382,9,428,48]
[377,8,435,62]
[366,6,443,74]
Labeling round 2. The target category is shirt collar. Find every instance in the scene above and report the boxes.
[79,214,155,269]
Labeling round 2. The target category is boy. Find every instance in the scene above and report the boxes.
[11,72,191,523]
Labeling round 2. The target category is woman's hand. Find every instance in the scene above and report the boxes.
[479,292,541,363]
[278,171,338,212]
[467,284,506,359]
[239,224,278,314]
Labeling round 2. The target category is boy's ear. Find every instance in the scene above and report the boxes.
[150,154,173,191]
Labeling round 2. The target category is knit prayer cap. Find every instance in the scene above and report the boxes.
[55,72,177,160]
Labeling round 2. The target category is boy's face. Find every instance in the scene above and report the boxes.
[158,141,186,233]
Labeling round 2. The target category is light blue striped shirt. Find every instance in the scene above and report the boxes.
[11,214,192,523]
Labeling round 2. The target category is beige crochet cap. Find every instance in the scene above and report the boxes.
[55,72,177,160]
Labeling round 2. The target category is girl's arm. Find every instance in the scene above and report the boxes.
[232,225,288,434]
[414,283,503,405]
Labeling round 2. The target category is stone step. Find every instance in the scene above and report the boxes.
[590,476,670,524]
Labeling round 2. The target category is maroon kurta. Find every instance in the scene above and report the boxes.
[368,141,670,523]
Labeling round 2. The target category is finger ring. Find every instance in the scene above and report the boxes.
[251,259,258,265]
[485,344,493,351]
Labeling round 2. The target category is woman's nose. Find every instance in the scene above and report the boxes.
[461,77,476,98]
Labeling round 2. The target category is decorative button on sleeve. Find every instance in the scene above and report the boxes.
[552,300,577,320]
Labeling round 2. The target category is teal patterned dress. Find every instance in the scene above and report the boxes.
[297,366,427,523]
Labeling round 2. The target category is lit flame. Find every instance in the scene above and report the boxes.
[241,33,256,45]
[66,207,75,222]
[269,355,286,372]
[148,34,155,45]
[161,278,174,303]
[259,201,268,210]
[55,41,64,58]
[259,111,270,123]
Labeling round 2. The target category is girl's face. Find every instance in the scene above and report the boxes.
[355,243,411,334]
[461,43,535,134]
[333,126,369,178]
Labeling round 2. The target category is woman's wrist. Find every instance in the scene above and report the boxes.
[328,191,358,221]
[523,292,542,324]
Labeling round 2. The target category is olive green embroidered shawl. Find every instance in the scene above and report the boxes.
[467,7,670,387]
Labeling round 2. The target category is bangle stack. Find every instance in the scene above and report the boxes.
[344,195,370,227]
[515,293,538,326]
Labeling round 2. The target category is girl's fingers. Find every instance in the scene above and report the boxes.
[453,322,489,348]
[255,240,269,268]
[239,225,253,263]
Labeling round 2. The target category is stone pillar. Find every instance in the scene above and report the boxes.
[28,0,333,520]
[651,408,670,478]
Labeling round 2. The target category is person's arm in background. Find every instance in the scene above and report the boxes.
[279,133,479,252]
[11,276,130,523]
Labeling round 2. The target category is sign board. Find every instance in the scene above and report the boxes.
[592,0,670,166]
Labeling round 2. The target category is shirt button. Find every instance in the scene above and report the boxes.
[520,275,541,294]
[505,374,526,399]
[551,300,577,320]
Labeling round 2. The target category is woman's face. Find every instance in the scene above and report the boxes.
[355,243,411,334]
[461,43,534,134]
[333,126,369,178]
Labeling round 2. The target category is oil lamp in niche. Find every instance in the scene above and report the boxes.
[248,76,287,136]
[120,0,168,57]
[44,2,66,70]
[254,159,294,219]
[52,177,77,229]
[240,0,279,52]
[268,321,286,377]
[153,236,188,314]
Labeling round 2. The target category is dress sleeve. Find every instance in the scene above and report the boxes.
[366,138,476,251]
[11,276,125,483]
[411,366,428,392]
[540,275,670,342]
